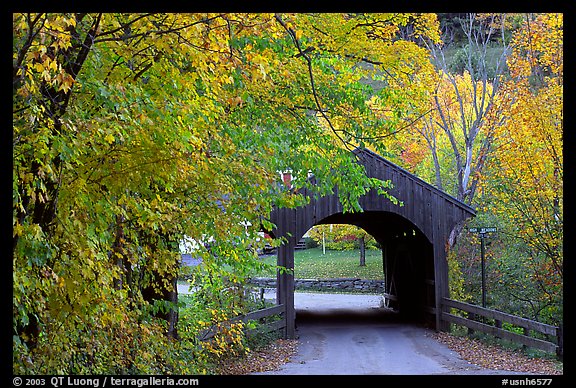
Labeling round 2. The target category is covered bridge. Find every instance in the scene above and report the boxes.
[268,147,476,338]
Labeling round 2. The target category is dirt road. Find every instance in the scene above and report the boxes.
[253,292,530,375]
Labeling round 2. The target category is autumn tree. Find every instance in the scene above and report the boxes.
[478,13,563,323]
[422,13,517,246]
[13,13,441,373]
[378,14,516,245]
[308,224,377,266]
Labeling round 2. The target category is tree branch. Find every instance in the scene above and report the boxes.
[274,14,355,152]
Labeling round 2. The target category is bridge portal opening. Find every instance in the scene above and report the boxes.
[291,212,435,327]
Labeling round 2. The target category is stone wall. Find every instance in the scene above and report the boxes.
[249,277,384,293]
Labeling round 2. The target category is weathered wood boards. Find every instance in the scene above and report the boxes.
[269,148,476,337]
[442,298,563,359]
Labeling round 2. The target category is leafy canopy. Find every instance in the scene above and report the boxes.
[13,12,440,373]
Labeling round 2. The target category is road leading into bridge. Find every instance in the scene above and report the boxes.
[253,292,529,375]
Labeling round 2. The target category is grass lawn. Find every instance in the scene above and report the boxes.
[256,247,383,280]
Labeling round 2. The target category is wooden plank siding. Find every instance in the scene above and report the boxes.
[268,148,476,338]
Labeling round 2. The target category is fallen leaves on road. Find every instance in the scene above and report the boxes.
[430,331,563,375]
[215,339,298,375]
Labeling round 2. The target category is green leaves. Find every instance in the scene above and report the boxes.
[13,12,443,374]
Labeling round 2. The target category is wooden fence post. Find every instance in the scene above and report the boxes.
[556,324,563,361]
[495,319,502,339]
[467,312,476,335]
[522,327,529,351]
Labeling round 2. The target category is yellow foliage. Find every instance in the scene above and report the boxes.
[13,12,444,374]
[483,13,562,287]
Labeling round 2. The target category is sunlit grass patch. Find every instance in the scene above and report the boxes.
[257,247,383,280]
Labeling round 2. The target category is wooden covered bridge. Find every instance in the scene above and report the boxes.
[268,147,476,338]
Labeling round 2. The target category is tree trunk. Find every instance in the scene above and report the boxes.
[359,236,366,266]
[141,268,180,339]
[13,14,102,351]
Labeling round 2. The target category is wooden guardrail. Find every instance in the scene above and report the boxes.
[199,303,286,341]
[441,298,563,360]
[243,303,287,336]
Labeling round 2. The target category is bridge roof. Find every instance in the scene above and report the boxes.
[269,147,476,244]
[353,147,476,216]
